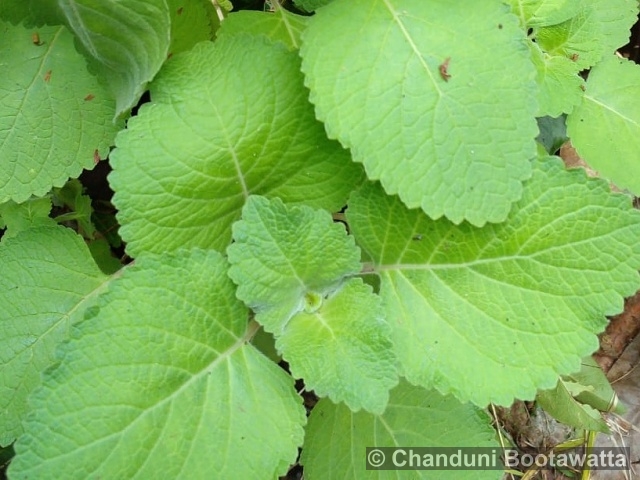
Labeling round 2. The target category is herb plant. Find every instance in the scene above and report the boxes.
[1,0,640,478]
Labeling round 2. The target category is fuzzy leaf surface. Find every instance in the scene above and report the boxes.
[0,226,108,445]
[228,196,362,331]
[57,0,171,116]
[217,9,308,50]
[588,0,638,54]
[0,22,121,204]
[347,158,640,406]
[567,57,640,195]
[277,278,397,413]
[10,250,306,479]
[228,197,396,413]
[301,0,538,226]
[110,35,362,257]
[301,380,499,479]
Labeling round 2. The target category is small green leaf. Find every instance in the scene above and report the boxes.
[53,179,96,238]
[566,356,625,414]
[277,278,397,413]
[86,238,122,275]
[536,115,568,155]
[301,379,499,480]
[217,9,308,50]
[57,0,172,117]
[506,0,581,28]
[537,377,609,433]
[0,226,109,445]
[0,22,122,204]
[293,0,334,12]
[535,5,602,70]
[9,250,306,478]
[110,34,363,257]
[0,198,55,238]
[567,56,640,195]
[529,42,584,117]
[301,0,538,226]
[167,0,218,56]
[347,158,640,406]
[227,196,361,332]
[228,197,396,413]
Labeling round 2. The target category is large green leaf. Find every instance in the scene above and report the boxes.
[227,196,397,413]
[110,34,363,257]
[300,0,538,226]
[567,56,640,195]
[301,380,499,480]
[346,158,640,406]
[9,250,306,478]
[57,0,171,116]
[0,226,109,446]
[0,22,122,204]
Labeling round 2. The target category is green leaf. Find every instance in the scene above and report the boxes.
[86,238,122,274]
[507,0,581,28]
[588,0,638,55]
[53,179,97,239]
[57,0,172,117]
[537,377,609,433]
[346,158,640,406]
[277,278,397,413]
[535,5,603,70]
[217,9,308,50]
[300,0,538,226]
[534,0,637,71]
[110,34,363,257]
[167,0,218,56]
[227,196,361,332]
[0,198,55,238]
[228,196,396,413]
[565,356,624,414]
[301,380,499,480]
[536,115,568,155]
[293,0,334,12]
[0,1,62,26]
[529,41,584,117]
[9,250,306,478]
[0,226,109,445]
[567,56,640,195]
[0,22,122,204]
